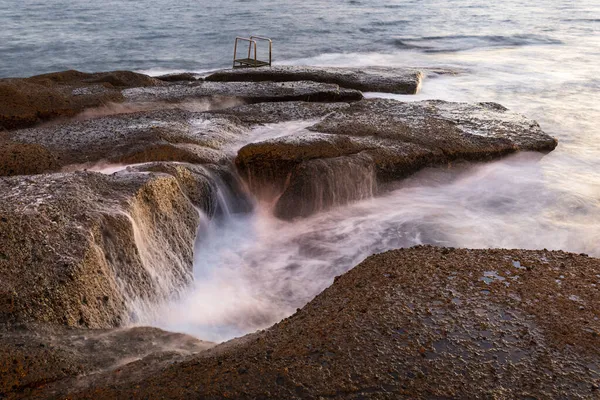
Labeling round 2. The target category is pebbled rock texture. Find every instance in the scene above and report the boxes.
[28,246,599,400]
[0,70,163,130]
[205,65,425,94]
[236,99,558,219]
[0,170,202,329]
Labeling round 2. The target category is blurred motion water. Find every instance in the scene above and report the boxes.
[2,0,599,341]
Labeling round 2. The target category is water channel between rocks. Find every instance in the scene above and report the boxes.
[103,106,597,343]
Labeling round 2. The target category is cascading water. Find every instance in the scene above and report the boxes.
[149,117,600,343]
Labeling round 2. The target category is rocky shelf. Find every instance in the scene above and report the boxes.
[4,247,600,398]
[204,65,428,94]
[1,66,594,400]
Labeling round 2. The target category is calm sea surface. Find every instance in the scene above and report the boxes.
[2,0,599,341]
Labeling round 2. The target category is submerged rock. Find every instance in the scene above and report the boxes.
[0,70,163,130]
[0,170,202,328]
[41,247,599,399]
[236,99,558,219]
[205,65,425,94]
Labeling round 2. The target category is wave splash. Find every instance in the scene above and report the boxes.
[149,151,600,343]
[391,34,563,53]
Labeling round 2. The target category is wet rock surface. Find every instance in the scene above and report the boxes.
[0,170,201,328]
[0,323,214,397]
[236,99,558,219]
[25,247,599,399]
[212,100,351,125]
[123,80,363,104]
[313,99,558,153]
[205,66,426,94]
[0,70,163,130]
[2,109,248,175]
[155,72,199,82]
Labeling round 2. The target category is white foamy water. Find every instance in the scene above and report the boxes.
[152,150,600,342]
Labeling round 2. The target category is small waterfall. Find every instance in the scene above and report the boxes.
[274,153,377,219]
[89,163,253,327]
[119,209,195,323]
[205,165,254,219]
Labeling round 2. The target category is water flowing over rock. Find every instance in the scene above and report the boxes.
[236,99,558,219]
[205,65,425,94]
[0,70,163,130]
[0,66,578,399]
[0,170,202,328]
[37,247,599,399]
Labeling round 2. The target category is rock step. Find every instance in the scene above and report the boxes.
[122,80,363,104]
[0,164,251,329]
[0,70,163,130]
[205,65,424,95]
[236,99,558,220]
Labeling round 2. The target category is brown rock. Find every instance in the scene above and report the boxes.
[205,65,425,94]
[0,170,201,329]
[236,99,558,219]
[0,139,60,176]
[0,70,163,130]
[38,247,600,399]
[122,80,363,104]
[155,72,199,82]
[0,324,214,397]
[3,109,248,175]
[212,100,351,124]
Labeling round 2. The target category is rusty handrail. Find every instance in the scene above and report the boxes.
[250,36,272,66]
[233,37,258,68]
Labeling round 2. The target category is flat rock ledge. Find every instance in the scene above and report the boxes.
[236,98,558,220]
[0,70,163,130]
[0,109,247,176]
[23,247,599,399]
[0,324,215,397]
[122,80,363,104]
[0,69,364,131]
[205,65,424,94]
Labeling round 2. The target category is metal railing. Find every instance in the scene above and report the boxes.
[232,36,272,68]
[250,35,272,66]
